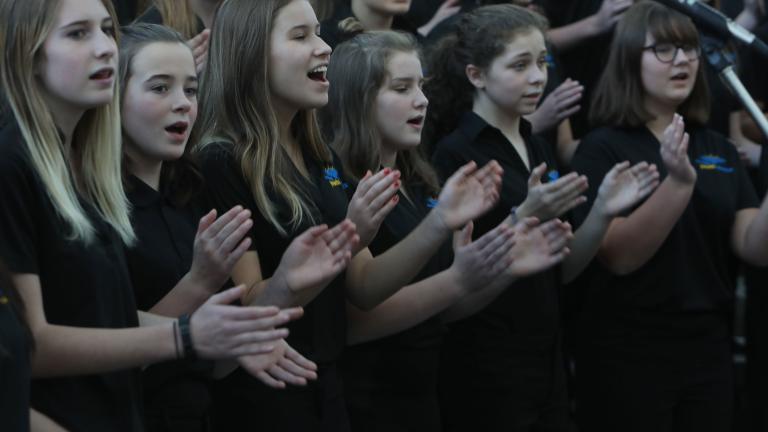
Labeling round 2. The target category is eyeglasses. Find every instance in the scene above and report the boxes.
[643,43,701,63]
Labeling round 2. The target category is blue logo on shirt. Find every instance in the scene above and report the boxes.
[324,166,349,189]
[694,155,734,173]
[547,170,560,182]
[426,197,439,209]
[545,54,556,69]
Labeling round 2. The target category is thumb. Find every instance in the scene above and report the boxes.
[528,163,547,187]
[460,221,474,246]
[208,285,246,305]
[197,209,217,235]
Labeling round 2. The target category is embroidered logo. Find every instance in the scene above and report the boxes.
[545,54,556,69]
[426,197,439,209]
[547,170,560,182]
[694,155,734,173]
[324,166,348,189]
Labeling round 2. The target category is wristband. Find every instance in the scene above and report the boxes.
[178,314,197,360]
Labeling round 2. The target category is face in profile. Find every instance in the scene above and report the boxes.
[269,0,332,112]
[374,51,428,152]
[38,0,118,112]
[122,41,198,164]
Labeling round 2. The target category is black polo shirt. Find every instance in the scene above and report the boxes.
[0,123,142,432]
[0,280,30,432]
[570,125,758,340]
[124,175,214,426]
[320,4,421,49]
[341,183,451,391]
[432,112,563,388]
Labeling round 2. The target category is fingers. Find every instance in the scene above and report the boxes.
[605,161,631,183]
[256,370,286,389]
[354,168,388,197]
[457,221,474,248]
[528,163,547,187]
[266,364,307,386]
[217,216,253,257]
[299,225,329,243]
[278,356,318,381]
[231,328,290,346]
[208,285,247,305]
[202,206,244,239]
[446,161,479,188]
[186,28,210,50]
[197,210,216,235]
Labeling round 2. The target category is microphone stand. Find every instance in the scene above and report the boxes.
[701,33,768,142]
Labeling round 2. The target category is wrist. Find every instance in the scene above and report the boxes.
[591,196,616,222]
[446,265,473,297]
[426,207,453,238]
[667,172,696,188]
[178,314,197,360]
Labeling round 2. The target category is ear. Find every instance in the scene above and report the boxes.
[465,64,485,90]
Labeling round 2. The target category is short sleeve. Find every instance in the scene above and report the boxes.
[197,144,267,252]
[569,131,621,229]
[0,146,41,274]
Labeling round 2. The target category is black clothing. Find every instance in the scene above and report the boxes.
[0,278,30,432]
[124,175,213,432]
[320,4,422,50]
[341,183,452,432]
[432,112,573,431]
[113,0,139,25]
[570,125,759,432]
[0,123,143,432]
[198,143,351,432]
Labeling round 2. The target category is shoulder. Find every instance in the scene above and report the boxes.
[0,124,38,186]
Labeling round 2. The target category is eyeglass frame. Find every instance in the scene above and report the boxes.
[642,43,701,63]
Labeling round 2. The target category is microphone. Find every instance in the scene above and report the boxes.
[651,0,768,58]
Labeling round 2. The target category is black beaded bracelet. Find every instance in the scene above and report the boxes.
[178,314,197,360]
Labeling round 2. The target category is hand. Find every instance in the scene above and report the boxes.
[450,222,516,293]
[418,0,461,36]
[186,29,210,75]
[507,218,572,277]
[188,206,253,293]
[346,168,400,249]
[594,161,660,217]
[517,163,588,221]
[237,340,318,389]
[594,0,633,33]
[744,0,765,17]
[273,220,359,294]
[527,79,584,134]
[733,138,762,168]
[434,161,503,230]
[189,286,303,359]
[660,114,696,185]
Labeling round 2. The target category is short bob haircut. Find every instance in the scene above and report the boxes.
[589,1,710,128]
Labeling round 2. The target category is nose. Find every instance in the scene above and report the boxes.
[172,88,193,113]
[414,86,428,109]
[672,47,694,65]
[529,61,547,86]
[93,29,116,61]
[315,35,332,58]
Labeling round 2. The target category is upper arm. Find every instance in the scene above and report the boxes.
[732,207,759,260]
[12,273,46,330]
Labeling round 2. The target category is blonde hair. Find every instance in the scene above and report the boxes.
[0,0,135,245]
[196,0,331,236]
[144,0,199,39]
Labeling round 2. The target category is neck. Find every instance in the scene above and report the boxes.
[380,145,397,169]
[189,0,217,29]
[125,148,163,191]
[472,93,522,141]
[644,97,678,139]
[351,1,394,30]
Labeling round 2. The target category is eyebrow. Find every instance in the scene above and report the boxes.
[289,23,320,32]
[145,74,198,82]
[60,17,113,29]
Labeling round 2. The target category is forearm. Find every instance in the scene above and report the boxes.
[599,177,693,274]
[30,321,176,377]
[347,270,461,345]
[739,201,768,265]
[736,9,760,31]
[562,204,612,283]
[547,15,600,52]
[30,409,67,432]
[440,273,512,323]
[346,211,450,310]
[147,272,212,317]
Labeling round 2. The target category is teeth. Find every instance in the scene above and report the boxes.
[310,66,327,74]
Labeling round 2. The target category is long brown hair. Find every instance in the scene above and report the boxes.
[424,4,548,145]
[325,29,440,196]
[142,0,199,39]
[589,1,710,128]
[195,0,331,236]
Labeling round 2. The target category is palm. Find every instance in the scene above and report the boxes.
[237,340,286,377]
[438,179,489,228]
[282,237,338,292]
[508,225,557,276]
[599,171,644,216]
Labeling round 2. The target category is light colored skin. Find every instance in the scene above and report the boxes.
[345,51,575,343]
[466,29,660,283]
[598,32,768,274]
[232,0,503,328]
[350,0,461,37]
[13,0,307,390]
[547,0,634,52]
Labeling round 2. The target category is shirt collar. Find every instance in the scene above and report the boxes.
[125,175,163,209]
[457,111,534,143]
